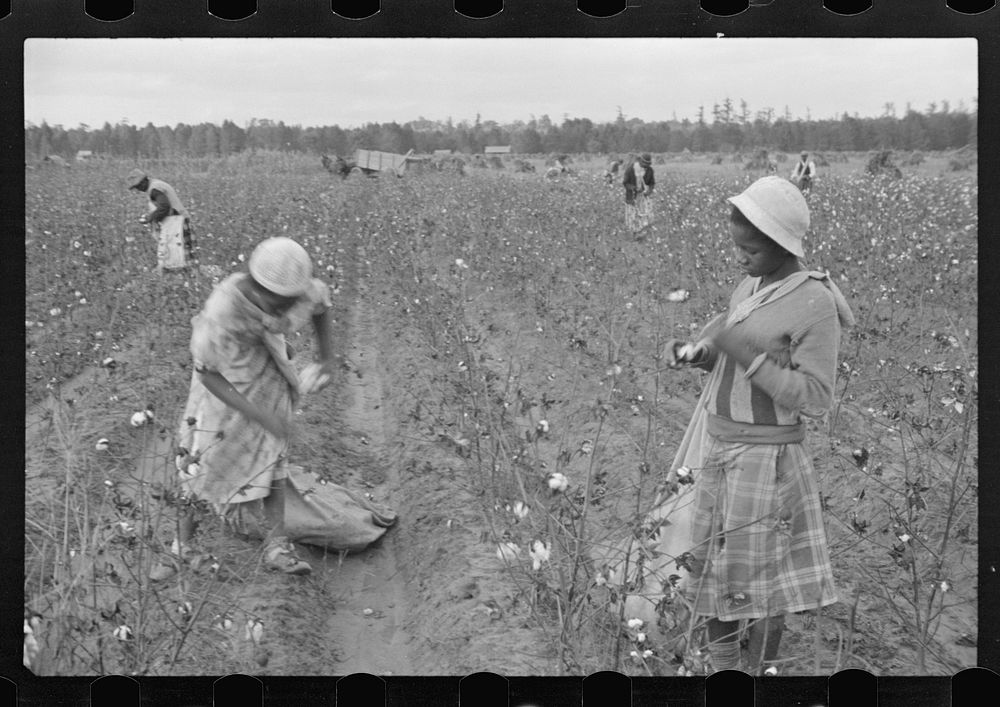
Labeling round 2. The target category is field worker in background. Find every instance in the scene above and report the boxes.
[151,237,336,580]
[622,153,655,235]
[127,168,195,272]
[662,176,854,674]
[604,157,622,185]
[789,152,816,193]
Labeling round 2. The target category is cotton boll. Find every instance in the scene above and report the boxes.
[547,472,568,492]
[496,541,520,562]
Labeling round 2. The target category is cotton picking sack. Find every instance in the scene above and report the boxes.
[232,465,397,553]
[283,465,397,552]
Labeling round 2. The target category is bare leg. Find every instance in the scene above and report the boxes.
[706,618,742,672]
[263,477,288,540]
[261,477,311,575]
[177,507,196,545]
[746,614,785,674]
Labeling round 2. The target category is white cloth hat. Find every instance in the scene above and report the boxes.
[727,176,809,257]
[248,237,312,297]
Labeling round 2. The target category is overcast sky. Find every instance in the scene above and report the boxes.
[24,38,977,129]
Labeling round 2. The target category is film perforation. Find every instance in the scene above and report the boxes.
[459,671,509,707]
[337,673,387,706]
[829,668,879,706]
[582,670,632,705]
[701,0,750,17]
[947,0,996,14]
[823,0,874,15]
[578,0,628,18]
[331,0,380,21]
[455,0,503,20]
[212,673,263,707]
[207,0,258,22]
[90,674,140,706]
[84,0,134,22]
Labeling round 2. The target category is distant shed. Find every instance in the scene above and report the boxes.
[484,145,512,155]
[76,150,94,161]
[433,149,454,157]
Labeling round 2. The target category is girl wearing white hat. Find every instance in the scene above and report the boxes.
[151,237,336,579]
[662,176,855,674]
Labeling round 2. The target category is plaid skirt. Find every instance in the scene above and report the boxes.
[685,437,837,621]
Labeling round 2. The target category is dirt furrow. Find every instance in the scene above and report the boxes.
[317,288,413,676]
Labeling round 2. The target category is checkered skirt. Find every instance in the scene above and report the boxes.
[685,437,837,621]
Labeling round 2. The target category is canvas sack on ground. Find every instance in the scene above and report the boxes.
[231,465,397,553]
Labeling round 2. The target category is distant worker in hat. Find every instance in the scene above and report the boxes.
[660,176,854,674]
[622,153,656,235]
[789,151,816,193]
[151,237,336,580]
[126,168,195,272]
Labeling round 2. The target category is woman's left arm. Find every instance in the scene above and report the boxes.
[713,314,840,417]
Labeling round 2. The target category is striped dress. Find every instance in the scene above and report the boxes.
[683,271,854,621]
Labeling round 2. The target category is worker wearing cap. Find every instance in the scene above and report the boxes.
[151,237,336,580]
[789,152,816,192]
[662,176,854,674]
[126,168,195,271]
[622,153,656,234]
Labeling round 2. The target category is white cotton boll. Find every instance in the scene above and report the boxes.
[113,625,132,641]
[642,649,653,659]
[244,619,264,644]
[636,632,647,643]
[23,622,39,669]
[666,288,690,303]
[183,462,200,480]
[536,419,549,435]
[547,472,568,493]
[95,438,110,451]
[627,618,644,629]
[496,542,520,562]
[528,540,551,570]
[513,501,529,520]
[298,362,330,395]
[130,411,147,427]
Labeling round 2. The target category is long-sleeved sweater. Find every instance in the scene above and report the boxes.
[695,272,854,427]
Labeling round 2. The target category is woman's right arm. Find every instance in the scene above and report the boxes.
[198,369,291,438]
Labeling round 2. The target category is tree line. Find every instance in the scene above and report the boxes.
[25,101,975,161]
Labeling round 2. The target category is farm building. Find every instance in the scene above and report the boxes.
[76,150,94,161]
[484,146,512,155]
[432,149,454,157]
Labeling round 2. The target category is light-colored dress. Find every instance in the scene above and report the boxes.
[176,273,331,509]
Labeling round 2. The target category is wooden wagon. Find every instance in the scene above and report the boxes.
[352,148,428,177]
